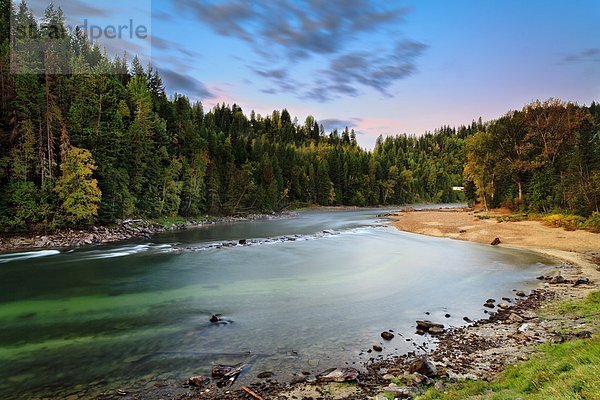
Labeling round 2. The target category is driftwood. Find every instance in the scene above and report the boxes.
[212,365,245,387]
[242,386,265,400]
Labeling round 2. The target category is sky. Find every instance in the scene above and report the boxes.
[23,0,600,148]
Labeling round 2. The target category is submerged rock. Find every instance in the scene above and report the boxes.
[373,344,383,352]
[381,331,395,341]
[257,371,274,379]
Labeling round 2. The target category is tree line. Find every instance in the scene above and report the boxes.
[464,99,600,215]
[0,1,598,234]
[0,1,471,232]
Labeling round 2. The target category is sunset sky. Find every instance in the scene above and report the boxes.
[26,0,600,148]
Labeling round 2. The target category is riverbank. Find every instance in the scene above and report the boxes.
[264,208,599,399]
[0,212,294,253]
[390,207,600,284]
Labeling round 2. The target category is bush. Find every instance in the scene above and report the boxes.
[542,214,586,231]
[584,212,600,233]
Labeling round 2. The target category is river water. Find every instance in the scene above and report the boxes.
[0,208,554,399]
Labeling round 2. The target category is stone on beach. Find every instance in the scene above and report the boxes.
[316,367,359,382]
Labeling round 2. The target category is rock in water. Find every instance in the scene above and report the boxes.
[516,290,526,297]
[373,344,383,352]
[408,357,438,377]
[316,367,359,382]
[381,331,395,341]
[490,237,501,246]
[188,376,207,387]
[257,371,274,379]
[209,314,221,323]
[416,320,444,331]
[429,326,445,335]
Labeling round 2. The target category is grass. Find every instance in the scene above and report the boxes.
[416,291,600,400]
[475,210,600,233]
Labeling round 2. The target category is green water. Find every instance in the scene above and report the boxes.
[0,208,553,399]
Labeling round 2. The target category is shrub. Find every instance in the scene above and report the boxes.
[542,214,586,231]
[584,212,600,233]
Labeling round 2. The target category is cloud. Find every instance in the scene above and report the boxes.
[176,0,425,102]
[562,48,600,63]
[151,35,203,59]
[319,118,363,132]
[159,68,215,99]
[28,0,111,19]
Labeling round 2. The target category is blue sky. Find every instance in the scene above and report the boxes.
[26,0,600,148]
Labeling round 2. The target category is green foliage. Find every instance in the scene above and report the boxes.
[542,214,587,231]
[465,100,600,215]
[53,146,102,226]
[584,212,600,233]
[2,2,597,233]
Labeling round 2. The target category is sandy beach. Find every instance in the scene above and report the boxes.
[391,208,600,285]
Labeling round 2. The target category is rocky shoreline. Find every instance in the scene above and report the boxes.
[0,212,295,253]
[87,260,595,400]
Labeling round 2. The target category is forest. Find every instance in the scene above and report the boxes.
[0,1,598,233]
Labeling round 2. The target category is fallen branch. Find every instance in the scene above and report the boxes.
[242,386,264,400]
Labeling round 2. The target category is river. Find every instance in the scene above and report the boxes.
[0,208,554,399]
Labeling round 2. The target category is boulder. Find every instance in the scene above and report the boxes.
[490,237,501,246]
[429,326,445,335]
[550,275,565,284]
[498,303,510,309]
[316,367,359,382]
[416,320,444,331]
[209,314,222,323]
[483,302,495,308]
[508,313,524,323]
[381,331,395,341]
[575,330,592,339]
[383,384,418,399]
[520,310,536,320]
[373,344,383,352]
[257,371,274,379]
[574,277,590,286]
[516,290,526,297]
[408,357,437,377]
[238,239,247,245]
[412,372,432,385]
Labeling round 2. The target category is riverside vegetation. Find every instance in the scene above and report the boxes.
[1,1,599,236]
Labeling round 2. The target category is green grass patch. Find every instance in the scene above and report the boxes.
[152,216,188,229]
[417,337,600,400]
[417,291,600,400]
[495,214,528,223]
[541,290,600,328]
